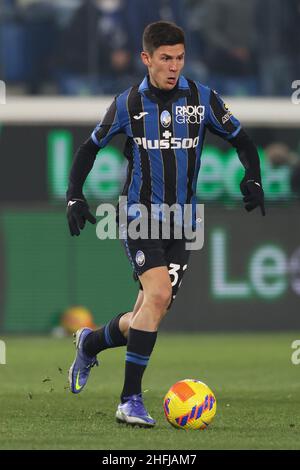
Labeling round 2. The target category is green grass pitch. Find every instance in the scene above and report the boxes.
[0,333,300,450]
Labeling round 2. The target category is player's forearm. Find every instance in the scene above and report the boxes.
[66,137,99,200]
[230,129,262,183]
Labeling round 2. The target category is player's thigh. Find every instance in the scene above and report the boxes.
[139,266,172,309]
[120,236,171,310]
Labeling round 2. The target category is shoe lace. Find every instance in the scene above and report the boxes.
[86,359,99,370]
[123,393,143,408]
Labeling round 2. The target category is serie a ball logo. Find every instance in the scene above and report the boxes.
[163,379,217,430]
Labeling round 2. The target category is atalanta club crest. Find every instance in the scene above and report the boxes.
[160,110,171,128]
[135,250,145,267]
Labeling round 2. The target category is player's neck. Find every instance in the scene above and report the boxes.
[147,76,179,102]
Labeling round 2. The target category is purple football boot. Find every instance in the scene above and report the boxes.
[116,394,156,427]
[68,327,98,394]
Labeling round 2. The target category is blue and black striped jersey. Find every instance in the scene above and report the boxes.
[91,75,241,218]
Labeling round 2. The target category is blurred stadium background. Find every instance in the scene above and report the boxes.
[0,0,300,335]
[1,0,300,453]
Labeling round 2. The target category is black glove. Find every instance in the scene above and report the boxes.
[240,177,266,216]
[67,198,96,236]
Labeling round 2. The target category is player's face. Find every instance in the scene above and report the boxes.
[141,44,185,90]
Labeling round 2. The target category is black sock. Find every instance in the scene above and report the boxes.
[121,327,157,402]
[83,312,128,357]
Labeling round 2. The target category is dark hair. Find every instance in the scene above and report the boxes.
[143,21,185,55]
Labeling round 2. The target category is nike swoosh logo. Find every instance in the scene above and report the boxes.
[75,370,82,391]
[133,112,148,120]
[68,200,77,207]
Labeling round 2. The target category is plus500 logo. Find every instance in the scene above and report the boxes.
[133,136,199,150]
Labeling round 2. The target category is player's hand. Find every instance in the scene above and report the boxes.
[240,177,266,216]
[67,198,96,236]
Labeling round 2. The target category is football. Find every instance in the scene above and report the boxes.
[163,379,217,430]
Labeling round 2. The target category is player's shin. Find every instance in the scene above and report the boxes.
[83,311,128,357]
[121,327,157,401]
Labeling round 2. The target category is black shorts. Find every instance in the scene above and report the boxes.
[120,234,190,304]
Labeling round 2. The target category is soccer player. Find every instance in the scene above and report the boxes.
[66,21,265,427]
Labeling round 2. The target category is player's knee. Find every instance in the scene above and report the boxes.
[147,285,172,313]
[119,311,133,338]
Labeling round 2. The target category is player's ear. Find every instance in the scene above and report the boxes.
[141,51,151,67]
